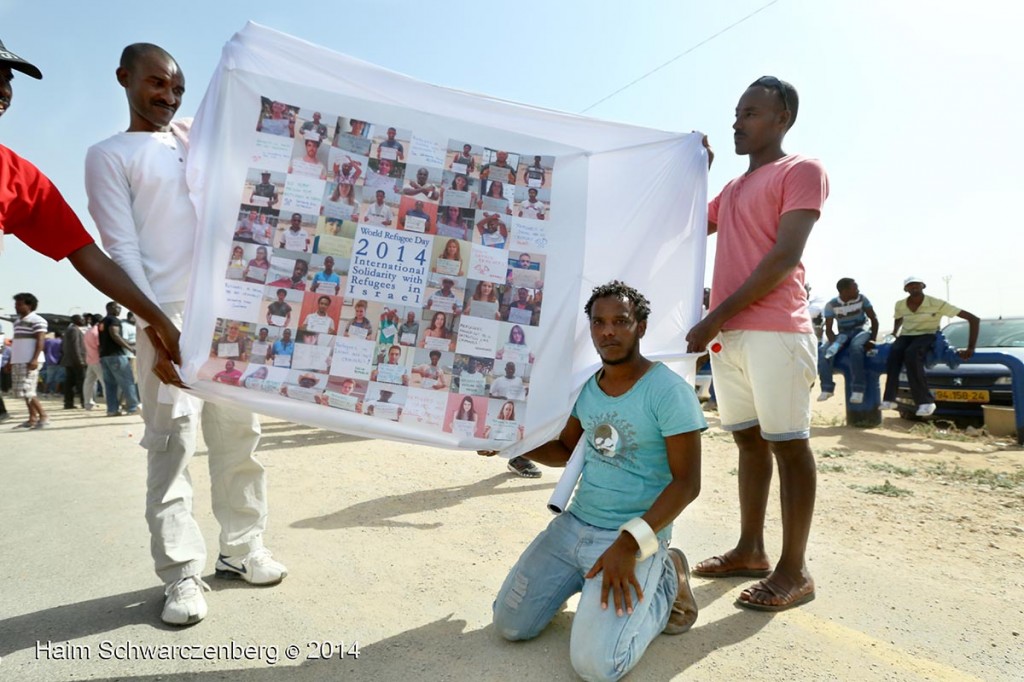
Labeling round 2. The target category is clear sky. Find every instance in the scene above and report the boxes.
[1,0,1021,336]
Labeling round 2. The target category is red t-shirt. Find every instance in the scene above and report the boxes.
[0,144,93,260]
[708,154,829,333]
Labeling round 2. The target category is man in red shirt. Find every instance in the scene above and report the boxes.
[0,38,182,386]
[686,77,828,612]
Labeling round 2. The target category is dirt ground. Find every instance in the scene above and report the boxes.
[0,379,1021,681]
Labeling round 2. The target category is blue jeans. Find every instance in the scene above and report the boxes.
[43,364,66,393]
[100,355,139,414]
[818,329,871,393]
[493,512,676,682]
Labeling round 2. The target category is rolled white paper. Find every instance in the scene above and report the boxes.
[546,439,585,514]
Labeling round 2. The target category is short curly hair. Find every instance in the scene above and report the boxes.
[584,281,651,322]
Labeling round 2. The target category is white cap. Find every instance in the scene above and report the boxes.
[903,276,924,287]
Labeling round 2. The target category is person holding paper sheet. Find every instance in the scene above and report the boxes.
[451,143,476,174]
[302,295,338,335]
[518,187,546,220]
[437,205,468,239]
[464,280,501,320]
[487,281,705,680]
[86,43,287,627]
[480,150,516,184]
[402,167,440,200]
[364,388,401,419]
[212,359,243,386]
[310,255,341,295]
[521,155,546,187]
[244,246,271,284]
[363,189,395,226]
[211,321,251,362]
[256,100,295,138]
[483,400,524,441]
[398,311,420,346]
[684,77,827,612]
[289,138,326,179]
[402,200,433,233]
[411,350,448,390]
[268,258,309,290]
[376,126,405,161]
[250,171,279,208]
[489,361,526,401]
[267,328,296,369]
[234,209,259,241]
[299,111,328,143]
[496,324,535,364]
[432,238,465,278]
[227,245,245,279]
[279,212,312,252]
[370,344,409,385]
[419,311,453,351]
[426,278,463,316]
[475,212,508,248]
[265,289,293,327]
[345,299,375,339]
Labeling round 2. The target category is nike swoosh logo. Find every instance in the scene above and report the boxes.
[219,555,246,573]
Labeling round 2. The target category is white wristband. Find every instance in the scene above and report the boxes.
[618,517,659,561]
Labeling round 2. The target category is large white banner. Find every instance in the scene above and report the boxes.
[180,23,708,456]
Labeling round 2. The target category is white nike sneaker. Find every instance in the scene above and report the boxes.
[215,547,288,585]
[817,391,834,402]
[880,401,898,410]
[849,392,865,404]
[915,403,937,417]
[162,575,210,626]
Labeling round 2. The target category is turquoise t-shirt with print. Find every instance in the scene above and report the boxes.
[568,362,706,540]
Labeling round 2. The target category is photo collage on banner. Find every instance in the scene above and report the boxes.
[200,98,557,442]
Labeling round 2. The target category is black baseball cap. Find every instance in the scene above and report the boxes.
[0,39,42,79]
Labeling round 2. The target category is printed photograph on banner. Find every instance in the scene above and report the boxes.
[363,382,407,420]
[407,133,448,171]
[291,334,334,374]
[326,148,367,188]
[333,117,373,156]
[209,319,257,362]
[250,136,293,174]
[400,387,449,428]
[428,237,468,282]
[295,109,337,147]
[376,305,413,346]
[394,308,423,347]
[439,171,479,209]
[297,291,343,336]
[455,315,500,357]
[479,149,520,185]
[266,327,298,370]
[446,140,481,178]
[241,169,285,212]
[462,279,503,320]
[226,242,272,284]
[220,280,264,323]
[321,181,362,223]
[312,234,355,270]
[506,250,545,291]
[256,97,299,138]
[484,398,526,441]
[288,130,329,180]
[359,188,399,228]
[279,369,329,404]
[362,157,404,201]
[418,309,457,353]
[467,243,508,285]
[274,212,316,253]
[340,297,378,341]
[435,205,473,240]
[370,342,410,386]
[199,358,248,387]
[424,278,465,317]
[408,348,453,391]
[443,394,488,438]
[514,186,550,221]
[368,124,411,164]
[452,355,494,397]
[479,180,513,214]
[247,325,274,365]
[329,335,376,380]
[234,207,279,246]
[488,358,531,400]
[266,254,312,292]
[308,254,346,295]
[501,284,542,327]
[317,216,357,239]
[323,376,367,412]
[472,211,510,250]
[517,154,554,190]
[509,218,550,253]
[240,364,288,393]
[398,197,438,235]
[495,322,535,366]
[400,166,443,204]
[280,174,327,216]
[260,285,304,328]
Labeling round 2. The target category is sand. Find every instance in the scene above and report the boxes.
[1,380,1021,681]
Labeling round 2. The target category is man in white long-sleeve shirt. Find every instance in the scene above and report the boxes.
[85,42,287,627]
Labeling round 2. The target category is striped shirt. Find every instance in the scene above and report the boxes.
[12,312,47,364]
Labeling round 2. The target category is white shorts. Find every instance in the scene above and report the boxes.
[710,329,816,441]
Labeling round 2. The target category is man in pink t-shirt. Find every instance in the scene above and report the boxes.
[82,315,103,410]
[686,77,829,612]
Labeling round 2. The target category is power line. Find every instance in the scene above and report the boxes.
[579,0,782,114]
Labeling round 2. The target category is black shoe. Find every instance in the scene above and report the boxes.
[507,456,542,478]
[0,413,10,424]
